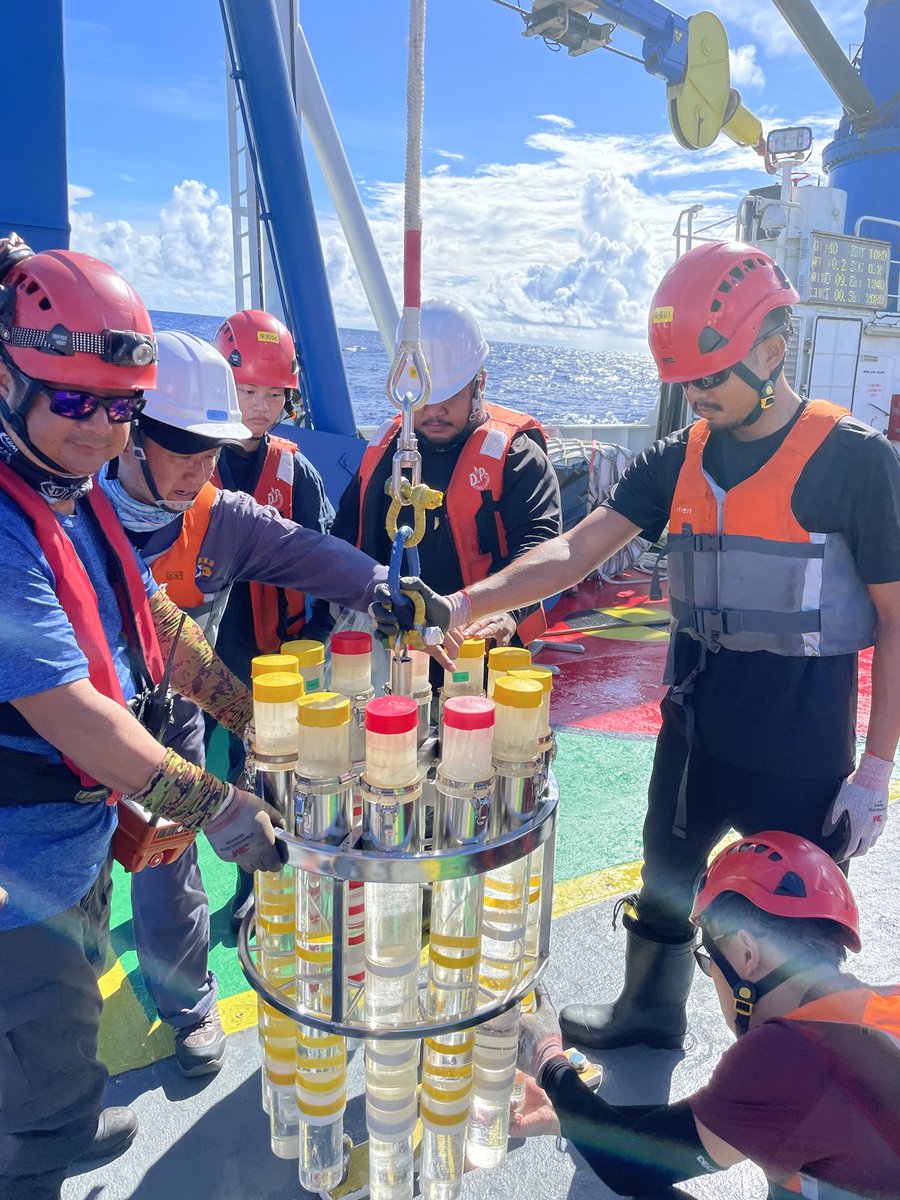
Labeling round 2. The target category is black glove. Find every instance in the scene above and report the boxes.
[369,576,452,640]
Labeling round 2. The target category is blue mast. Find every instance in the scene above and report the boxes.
[220,0,357,437]
[822,1,900,282]
[3,2,69,250]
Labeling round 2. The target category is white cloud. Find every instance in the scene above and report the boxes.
[536,114,574,129]
[68,105,843,349]
[702,1,866,59]
[730,44,765,90]
[433,149,464,161]
[68,184,94,206]
[70,180,234,313]
[120,174,135,184]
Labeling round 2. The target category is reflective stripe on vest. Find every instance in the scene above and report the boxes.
[667,400,876,659]
[244,435,306,653]
[0,462,164,790]
[356,404,548,644]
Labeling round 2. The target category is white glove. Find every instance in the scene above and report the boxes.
[822,752,892,858]
[205,786,283,873]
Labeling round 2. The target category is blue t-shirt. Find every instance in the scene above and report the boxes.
[0,491,157,930]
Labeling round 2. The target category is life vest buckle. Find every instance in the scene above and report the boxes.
[693,609,727,643]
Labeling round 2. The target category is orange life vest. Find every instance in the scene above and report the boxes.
[356,404,549,644]
[0,462,164,792]
[779,985,900,1198]
[239,435,308,653]
[666,400,875,663]
[150,481,218,610]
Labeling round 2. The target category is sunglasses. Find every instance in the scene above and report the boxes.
[683,323,792,393]
[684,368,732,392]
[694,947,714,977]
[47,388,146,424]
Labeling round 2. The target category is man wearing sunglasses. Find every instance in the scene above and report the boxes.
[0,240,290,1199]
[375,241,900,1054]
[513,831,900,1199]
[100,328,387,1079]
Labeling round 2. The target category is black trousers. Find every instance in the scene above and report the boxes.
[0,863,112,1200]
[638,710,849,941]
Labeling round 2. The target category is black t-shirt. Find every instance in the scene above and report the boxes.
[605,408,900,777]
[331,421,561,626]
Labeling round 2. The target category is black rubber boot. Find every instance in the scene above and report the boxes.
[75,1106,139,1164]
[560,912,695,1050]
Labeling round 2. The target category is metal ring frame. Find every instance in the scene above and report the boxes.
[238,776,558,1040]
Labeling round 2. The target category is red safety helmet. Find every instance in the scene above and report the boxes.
[0,249,156,391]
[213,309,299,389]
[649,241,799,383]
[691,831,861,953]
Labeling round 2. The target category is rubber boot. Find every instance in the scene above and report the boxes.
[559,913,695,1050]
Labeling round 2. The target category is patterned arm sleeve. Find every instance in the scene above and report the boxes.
[149,588,252,737]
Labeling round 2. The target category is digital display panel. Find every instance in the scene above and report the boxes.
[805,233,891,308]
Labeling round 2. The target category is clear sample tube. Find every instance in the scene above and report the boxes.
[246,654,303,789]
[485,645,531,699]
[362,697,422,1200]
[295,693,353,1193]
[442,636,486,701]
[467,677,542,1169]
[421,697,495,1200]
[281,638,325,694]
[253,669,304,1151]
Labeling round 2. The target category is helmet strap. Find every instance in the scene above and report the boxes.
[703,930,808,1037]
[734,354,786,428]
[130,423,186,513]
[0,371,81,477]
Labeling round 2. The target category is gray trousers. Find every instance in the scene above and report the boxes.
[130,840,217,1029]
[129,699,218,1029]
[0,866,112,1200]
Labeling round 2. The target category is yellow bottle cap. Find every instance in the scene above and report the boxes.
[493,677,543,709]
[297,691,351,728]
[251,653,299,678]
[281,639,325,667]
[457,637,486,659]
[508,666,553,693]
[253,672,305,703]
[487,646,531,672]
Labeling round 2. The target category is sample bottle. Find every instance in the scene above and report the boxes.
[485,645,531,699]
[466,677,543,1169]
[295,693,353,1193]
[421,697,495,1200]
[281,638,326,694]
[441,637,486,701]
[362,697,422,1200]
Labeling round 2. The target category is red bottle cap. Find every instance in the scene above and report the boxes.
[365,695,418,734]
[332,631,372,656]
[443,696,495,731]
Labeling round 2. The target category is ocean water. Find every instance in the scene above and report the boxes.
[150,310,659,428]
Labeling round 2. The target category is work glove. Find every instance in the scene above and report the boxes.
[517,984,565,1086]
[822,751,892,858]
[205,786,284,873]
[369,576,456,640]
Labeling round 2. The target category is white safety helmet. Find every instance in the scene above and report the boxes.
[140,330,251,442]
[396,299,489,407]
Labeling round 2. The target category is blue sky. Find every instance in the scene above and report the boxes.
[64,0,867,349]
